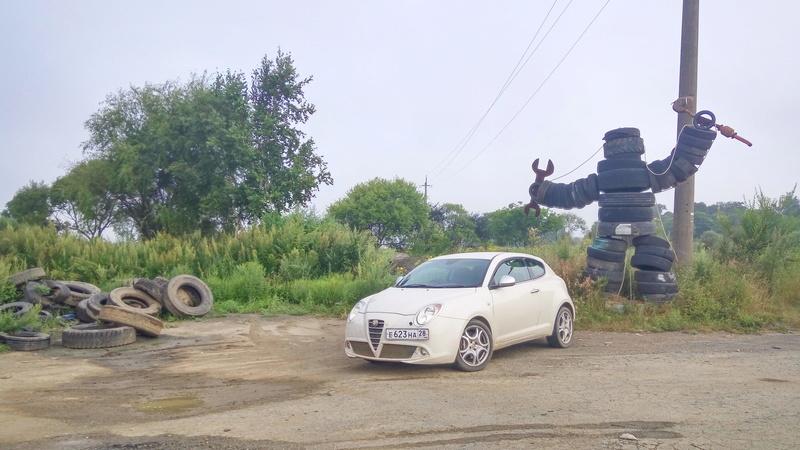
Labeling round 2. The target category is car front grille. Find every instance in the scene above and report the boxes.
[379,344,417,359]
[368,319,384,350]
[349,341,374,357]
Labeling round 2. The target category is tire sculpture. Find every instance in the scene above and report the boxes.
[525,118,719,302]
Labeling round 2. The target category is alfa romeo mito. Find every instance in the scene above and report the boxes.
[344,252,574,371]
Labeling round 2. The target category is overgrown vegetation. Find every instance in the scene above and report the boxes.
[2,190,799,337]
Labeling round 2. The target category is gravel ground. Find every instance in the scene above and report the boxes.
[1,314,798,449]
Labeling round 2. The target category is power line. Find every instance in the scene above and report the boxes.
[433,0,612,186]
[426,0,562,181]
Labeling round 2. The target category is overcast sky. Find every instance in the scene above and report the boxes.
[2,1,798,227]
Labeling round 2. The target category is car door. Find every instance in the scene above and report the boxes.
[489,257,542,346]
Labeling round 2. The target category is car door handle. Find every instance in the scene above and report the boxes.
[530,288,539,294]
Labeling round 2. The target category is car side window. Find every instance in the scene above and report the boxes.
[492,258,532,285]
[526,258,545,279]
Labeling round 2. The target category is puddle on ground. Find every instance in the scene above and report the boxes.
[133,396,204,414]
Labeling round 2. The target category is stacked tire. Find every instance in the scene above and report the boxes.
[647,125,717,193]
[584,236,628,294]
[630,235,678,303]
[595,128,656,238]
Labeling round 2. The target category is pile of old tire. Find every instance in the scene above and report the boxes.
[630,235,678,303]
[64,274,214,349]
[584,236,628,294]
[647,125,717,193]
[5,268,103,317]
[4,269,213,350]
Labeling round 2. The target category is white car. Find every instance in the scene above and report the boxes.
[345,252,574,371]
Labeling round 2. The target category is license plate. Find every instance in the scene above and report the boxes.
[385,328,429,340]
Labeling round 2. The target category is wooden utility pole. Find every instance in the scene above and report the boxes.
[672,0,699,265]
[420,176,432,203]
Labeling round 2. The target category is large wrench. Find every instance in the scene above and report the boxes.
[524,158,555,216]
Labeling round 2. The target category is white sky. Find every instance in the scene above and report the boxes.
[1,1,798,227]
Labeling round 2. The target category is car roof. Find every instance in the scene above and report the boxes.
[431,252,540,262]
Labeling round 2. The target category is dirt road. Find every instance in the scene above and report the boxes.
[1,315,798,449]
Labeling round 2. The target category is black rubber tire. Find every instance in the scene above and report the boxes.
[633,235,671,248]
[631,254,673,272]
[0,331,51,351]
[97,305,164,337]
[0,301,34,317]
[61,323,136,349]
[597,158,646,173]
[681,125,717,140]
[678,132,713,150]
[647,170,663,194]
[673,147,705,165]
[43,280,72,304]
[8,268,46,287]
[598,192,655,208]
[597,168,651,193]
[75,298,95,323]
[162,275,214,317]
[592,237,628,253]
[86,292,112,317]
[24,282,52,307]
[546,305,574,348]
[587,246,626,263]
[603,137,645,157]
[647,157,671,176]
[586,255,625,272]
[598,206,655,223]
[58,281,101,306]
[454,319,493,372]
[571,182,589,208]
[642,293,678,304]
[654,170,678,192]
[634,270,676,283]
[670,158,699,183]
[636,281,679,295]
[583,267,624,283]
[675,141,710,156]
[585,174,600,201]
[635,245,676,262]
[604,281,623,293]
[596,221,656,237]
[603,127,640,141]
[133,278,167,303]
[109,287,162,315]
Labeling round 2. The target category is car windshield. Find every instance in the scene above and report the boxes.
[397,258,490,288]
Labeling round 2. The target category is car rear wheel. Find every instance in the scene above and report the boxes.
[546,305,574,348]
[454,319,493,372]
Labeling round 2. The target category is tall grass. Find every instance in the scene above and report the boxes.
[2,191,798,333]
[1,213,394,321]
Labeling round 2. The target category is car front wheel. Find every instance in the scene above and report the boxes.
[454,319,493,372]
[546,305,573,348]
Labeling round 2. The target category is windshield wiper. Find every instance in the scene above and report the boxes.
[399,283,431,288]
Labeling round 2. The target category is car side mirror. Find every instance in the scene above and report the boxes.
[497,275,516,287]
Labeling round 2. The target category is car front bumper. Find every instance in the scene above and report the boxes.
[344,312,464,365]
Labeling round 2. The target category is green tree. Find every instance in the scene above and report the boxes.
[328,178,429,250]
[429,203,480,249]
[50,159,118,239]
[81,51,331,239]
[3,181,52,227]
[482,202,564,247]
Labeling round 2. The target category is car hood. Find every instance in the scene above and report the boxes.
[364,287,481,316]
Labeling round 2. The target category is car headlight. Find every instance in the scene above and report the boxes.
[414,304,442,326]
[348,300,366,323]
